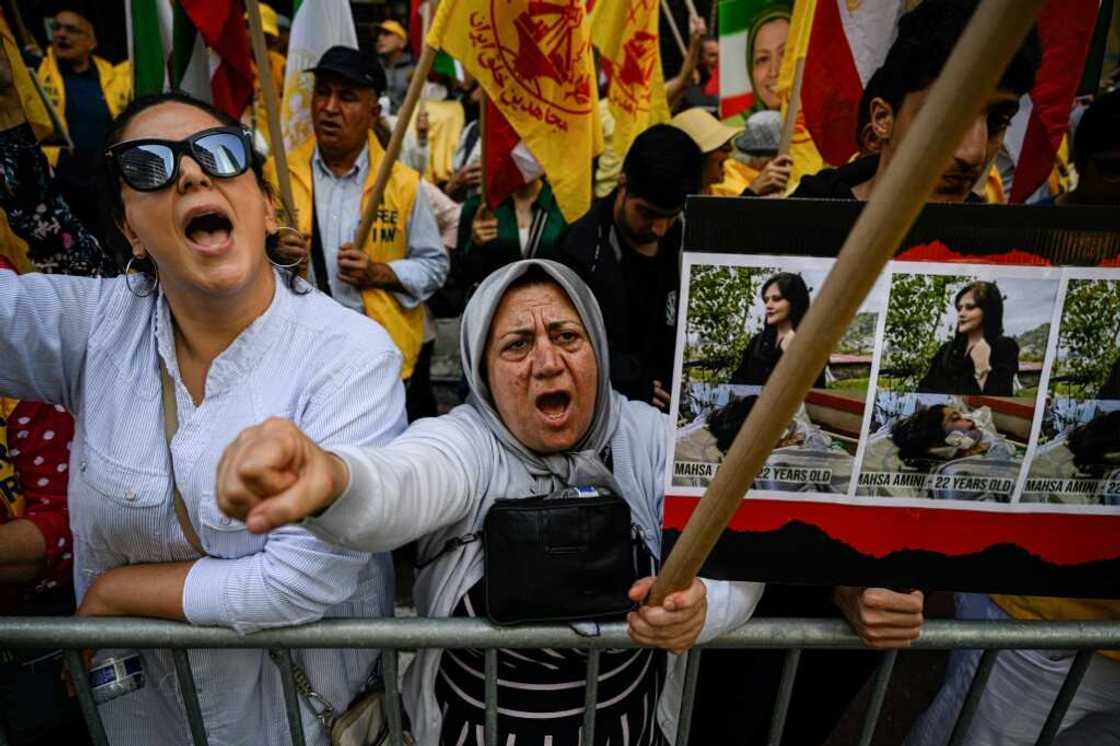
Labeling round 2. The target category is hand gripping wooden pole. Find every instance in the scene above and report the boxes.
[648,0,1046,606]
[354,4,444,250]
[245,0,296,223]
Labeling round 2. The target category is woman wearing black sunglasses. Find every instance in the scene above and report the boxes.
[0,92,408,745]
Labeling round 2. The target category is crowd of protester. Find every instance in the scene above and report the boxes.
[0,0,1118,744]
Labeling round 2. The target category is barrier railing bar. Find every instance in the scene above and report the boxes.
[1034,649,1094,746]
[171,648,209,746]
[272,648,308,746]
[485,648,498,746]
[4,618,1120,651]
[582,648,601,744]
[948,648,998,746]
[857,650,898,746]
[63,649,109,746]
[674,648,703,746]
[767,648,802,746]
[383,649,405,746]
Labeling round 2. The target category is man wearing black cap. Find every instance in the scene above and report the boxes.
[273,45,447,394]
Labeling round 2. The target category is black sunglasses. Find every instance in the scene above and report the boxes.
[106,126,254,192]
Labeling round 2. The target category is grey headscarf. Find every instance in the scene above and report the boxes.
[460,258,625,493]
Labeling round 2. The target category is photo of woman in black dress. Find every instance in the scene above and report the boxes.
[918,281,1019,396]
[729,272,826,387]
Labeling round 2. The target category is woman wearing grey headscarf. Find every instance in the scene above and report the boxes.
[216,259,764,745]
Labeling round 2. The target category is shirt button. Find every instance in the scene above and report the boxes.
[80,460,88,472]
[125,490,136,501]
[220,517,232,527]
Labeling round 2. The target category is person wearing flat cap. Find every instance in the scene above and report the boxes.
[269,45,448,395]
[375,20,415,114]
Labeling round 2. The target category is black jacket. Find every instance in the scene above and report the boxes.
[730,330,827,389]
[918,336,1019,396]
[791,154,985,203]
[546,191,681,404]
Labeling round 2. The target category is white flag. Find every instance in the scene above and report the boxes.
[281,0,358,151]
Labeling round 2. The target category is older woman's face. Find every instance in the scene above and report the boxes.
[751,18,788,111]
[116,102,275,301]
[956,290,984,335]
[485,282,599,454]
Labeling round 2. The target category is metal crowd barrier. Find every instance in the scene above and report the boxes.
[2,617,1119,746]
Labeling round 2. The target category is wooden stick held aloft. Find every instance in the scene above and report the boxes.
[354,39,441,248]
[661,0,688,58]
[648,0,1046,606]
[245,0,296,223]
[778,57,805,157]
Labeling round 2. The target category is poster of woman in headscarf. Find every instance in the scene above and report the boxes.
[717,0,792,122]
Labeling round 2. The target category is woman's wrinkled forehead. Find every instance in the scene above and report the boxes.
[487,281,586,339]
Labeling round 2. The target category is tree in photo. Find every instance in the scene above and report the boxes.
[882,273,959,392]
[1054,280,1120,399]
[684,265,770,383]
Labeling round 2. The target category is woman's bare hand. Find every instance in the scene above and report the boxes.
[626,577,708,655]
[216,418,349,534]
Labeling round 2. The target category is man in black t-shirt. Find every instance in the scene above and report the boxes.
[548,125,702,410]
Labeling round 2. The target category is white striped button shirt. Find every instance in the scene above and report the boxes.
[0,269,407,745]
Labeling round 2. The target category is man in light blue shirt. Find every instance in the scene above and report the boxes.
[277,46,448,389]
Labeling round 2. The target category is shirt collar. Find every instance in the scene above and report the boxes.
[154,272,285,399]
[312,142,369,182]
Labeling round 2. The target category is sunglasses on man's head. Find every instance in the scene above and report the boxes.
[106,127,254,192]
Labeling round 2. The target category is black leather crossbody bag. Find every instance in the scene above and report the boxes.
[482,486,642,625]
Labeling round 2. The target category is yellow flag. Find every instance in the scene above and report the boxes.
[0,12,54,142]
[775,0,823,193]
[589,0,670,167]
[427,0,602,222]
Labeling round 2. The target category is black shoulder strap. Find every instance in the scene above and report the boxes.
[309,188,332,296]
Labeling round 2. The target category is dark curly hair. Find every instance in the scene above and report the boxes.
[98,91,299,288]
[891,404,949,465]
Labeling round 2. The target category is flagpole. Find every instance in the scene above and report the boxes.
[777,57,805,156]
[682,0,702,25]
[354,8,444,251]
[647,0,1046,607]
[245,0,297,223]
[660,0,688,58]
[2,0,72,149]
[478,89,488,208]
[418,1,431,119]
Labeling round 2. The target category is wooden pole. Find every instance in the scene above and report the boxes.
[354,41,441,249]
[777,57,805,156]
[682,0,702,25]
[661,0,688,58]
[648,0,1046,606]
[245,0,296,223]
[478,88,488,207]
[418,1,431,119]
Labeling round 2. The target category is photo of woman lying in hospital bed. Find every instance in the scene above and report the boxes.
[673,389,854,493]
[1022,409,1120,507]
[857,396,1025,502]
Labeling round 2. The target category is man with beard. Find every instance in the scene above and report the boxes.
[548,125,702,411]
[791,0,1040,204]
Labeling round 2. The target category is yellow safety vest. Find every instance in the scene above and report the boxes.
[279,134,424,379]
[37,48,132,166]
